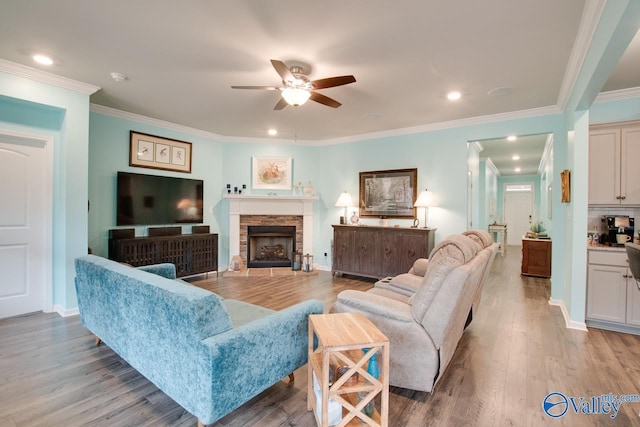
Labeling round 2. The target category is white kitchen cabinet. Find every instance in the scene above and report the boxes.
[626,278,640,326]
[589,122,640,205]
[587,263,627,323]
[587,250,640,334]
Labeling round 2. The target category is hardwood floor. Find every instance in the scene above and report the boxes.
[2,249,640,426]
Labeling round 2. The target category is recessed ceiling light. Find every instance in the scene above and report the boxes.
[487,87,513,97]
[507,135,517,142]
[447,91,461,101]
[515,167,521,172]
[267,129,277,136]
[110,72,127,82]
[33,54,53,65]
[512,155,520,160]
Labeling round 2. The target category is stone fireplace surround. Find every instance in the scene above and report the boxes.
[224,195,317,268]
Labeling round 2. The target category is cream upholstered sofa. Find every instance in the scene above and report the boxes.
[375,229,497,323]
[332,232,498,392]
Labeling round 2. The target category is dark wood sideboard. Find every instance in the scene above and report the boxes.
[332,225,436,279]
[109,228,218,277]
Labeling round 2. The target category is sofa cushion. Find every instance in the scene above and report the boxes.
[410,235,478,323]
[223,299,275,328]
[389,273,423,293]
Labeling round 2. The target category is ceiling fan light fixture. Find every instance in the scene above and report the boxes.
[281,87,311,106]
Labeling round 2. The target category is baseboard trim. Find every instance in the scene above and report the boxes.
[585,319,640,336]
[53,305,79,317]
[548,298,588,331]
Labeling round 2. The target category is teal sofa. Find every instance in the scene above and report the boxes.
[74,255,323,426]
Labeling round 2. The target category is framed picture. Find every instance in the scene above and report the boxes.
[252,156,292,190]
[561,169,570,203]
[359,168,417,218]
[130,131,192,173]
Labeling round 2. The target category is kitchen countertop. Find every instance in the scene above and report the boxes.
[587,244,626,252]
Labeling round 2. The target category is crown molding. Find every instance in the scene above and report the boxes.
[594,86,640,103]
[485,158,500,177]
[538,133,554,174]
[90,103,318,145]
[90,104,222,140]
[470,140,485,153]
[321,105,561,146]
[92,102,562,147]
[556,0,607,111]
[0,59,100,95]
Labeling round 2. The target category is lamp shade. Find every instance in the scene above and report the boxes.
[281,87,311,106]
[335,191,354,207]
[414,190,438,207]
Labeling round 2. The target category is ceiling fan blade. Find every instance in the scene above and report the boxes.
[309,91,342,108]
[274,97,288,110]
[270,59,294,82]
[311,75,356,89]
[231,85,280,90]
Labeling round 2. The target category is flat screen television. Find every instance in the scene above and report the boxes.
[116,171,203,226]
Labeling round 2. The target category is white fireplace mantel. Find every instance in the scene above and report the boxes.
[224,195,318,262]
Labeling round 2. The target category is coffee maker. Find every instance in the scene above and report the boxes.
[602,215,635,246]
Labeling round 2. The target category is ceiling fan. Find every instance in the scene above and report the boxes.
[231,59,356,110]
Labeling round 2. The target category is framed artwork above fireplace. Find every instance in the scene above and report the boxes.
[252,156,292,190]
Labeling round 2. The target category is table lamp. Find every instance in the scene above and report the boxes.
[335,191,354,224]
[414,189,438,228]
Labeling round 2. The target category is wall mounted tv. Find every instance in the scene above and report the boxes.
[117,171,204,226]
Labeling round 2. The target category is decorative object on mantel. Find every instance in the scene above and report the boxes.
[129,131,192,173]
[303,181,315,196]
[414,188,439,228]
[294,181,303,195]
[359,168,417,218]
[252,156,292,190]
[335,191,354,224]
[561,169,571,203]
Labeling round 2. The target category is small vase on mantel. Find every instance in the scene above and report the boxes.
[303,181,315,196]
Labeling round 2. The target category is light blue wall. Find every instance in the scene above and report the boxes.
[89,112,569,276]
[478,158,500,232]
[0,71,92,311]
[88,113,225,258]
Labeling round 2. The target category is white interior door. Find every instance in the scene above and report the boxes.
[504,184,533,246]
[0,133,49,318]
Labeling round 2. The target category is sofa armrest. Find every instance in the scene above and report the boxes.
[198,299,323,423]
[136,263,177,279]
[333,290,413,322]
[408,258,429,276]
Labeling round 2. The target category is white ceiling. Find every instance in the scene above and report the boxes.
[477,134,549,176]
[0,1,639,175]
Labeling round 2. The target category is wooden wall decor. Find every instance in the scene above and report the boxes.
[561,169,571,203]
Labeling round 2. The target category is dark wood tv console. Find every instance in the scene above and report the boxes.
[108,230,218,277]
[332,225,436,279]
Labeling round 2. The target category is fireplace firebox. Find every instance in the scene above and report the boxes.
[247,226,296,268]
